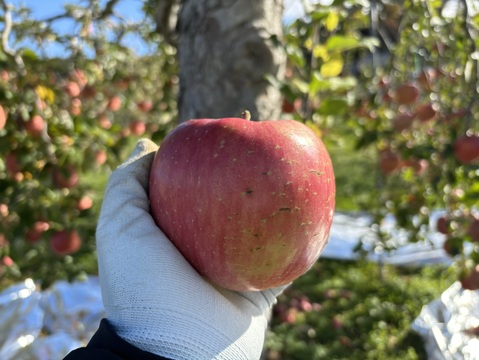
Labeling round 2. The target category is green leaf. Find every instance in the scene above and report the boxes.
[309,9,331,22]
[317,98,349,115]
[360,37,381,51]
[310,71,357,92]
[292,78,310,94]
[326,35,361,52]
[21,48,39,61]
[0,49,8,63]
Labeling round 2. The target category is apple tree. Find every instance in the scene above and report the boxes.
[0,0,177,287]
[347,0,479,285]
[276,0,479,286]
[151,0,286,122]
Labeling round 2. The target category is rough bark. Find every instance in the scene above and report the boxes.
[177,0,285,122]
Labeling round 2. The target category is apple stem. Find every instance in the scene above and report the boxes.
[241,110,251,121]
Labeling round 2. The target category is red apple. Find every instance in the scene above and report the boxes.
[129,120,146,136]
[0,70,9,83]
[0,105,6,130]
[394,83,420,105]
[94,149,108,166]
[5,152,20,177]
[65,81,81,98]
[137,100,153,113]
[298,297,313,312]
[70,98,82,116]
[70,69,88,88]
[454,135,479,164]
[149,117,336,291]
[25,115,45,136]
[280,307,299,324]
[2,256,13,267]
[26,220,50,243]
[467,217,479,242]
[392,112,415,132]
[76,196,93,211]
[436,216,450,235]
[52,165,79,188]
[460,265,479,290]
[416,103,437,122]
[0,203,8,217]
[50,230,81,255]
[107,96,122,112]
[379,149,400,174]
[98,114,112,129]
[282,98,295,114]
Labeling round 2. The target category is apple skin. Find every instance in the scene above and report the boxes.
[50,230,81,255]
[149,117,335,291]
[454,135,479,164]
[394,83,420,105]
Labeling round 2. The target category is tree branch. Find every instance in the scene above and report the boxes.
[96,0,121,19]
[154,0,180,46]
[0,0,26,75]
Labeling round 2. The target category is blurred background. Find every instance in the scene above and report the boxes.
[0,0,478,359]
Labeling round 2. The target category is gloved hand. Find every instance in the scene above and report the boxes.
[96,139,286,360]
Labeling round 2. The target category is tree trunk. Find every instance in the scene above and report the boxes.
[177,0,285,122]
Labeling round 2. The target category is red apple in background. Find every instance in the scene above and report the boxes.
[0,105,6,130]
[454,135,479,164]
[416,103,437,122]
[0,203,8,217]
[129,120,146,136]
[392,112,415,132]
[25,115,45,136]
[70,98,82,116]
[436,216,450,235]
[52,165,79,188]
[282,98,295,113]
[468,217,479,242]
[65,81,81,98]
[107,96,122,112]
[137,100,153,113]
[50,230,81,255]
[76,196,93,211]
[70,69,88,88]
[5,152,20,177]
[98,114,112,129]
[149,116,336,291]
[460,264,479,290]
[379,149,401,174]
[0,70,9,83]
[393,83,420,105]
[26,221,50,243]
[94,149,108,166]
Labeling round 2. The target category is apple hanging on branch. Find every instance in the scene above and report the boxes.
[149,112,336,291]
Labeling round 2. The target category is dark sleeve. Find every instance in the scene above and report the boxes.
[63,318,171,360]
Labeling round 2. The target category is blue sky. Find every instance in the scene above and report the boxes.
[5,0,148,57]
[7,0,144,22]
[7,0,304,28]
[3,0,305,57]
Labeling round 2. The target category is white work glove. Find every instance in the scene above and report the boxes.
[96,139,286,360]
